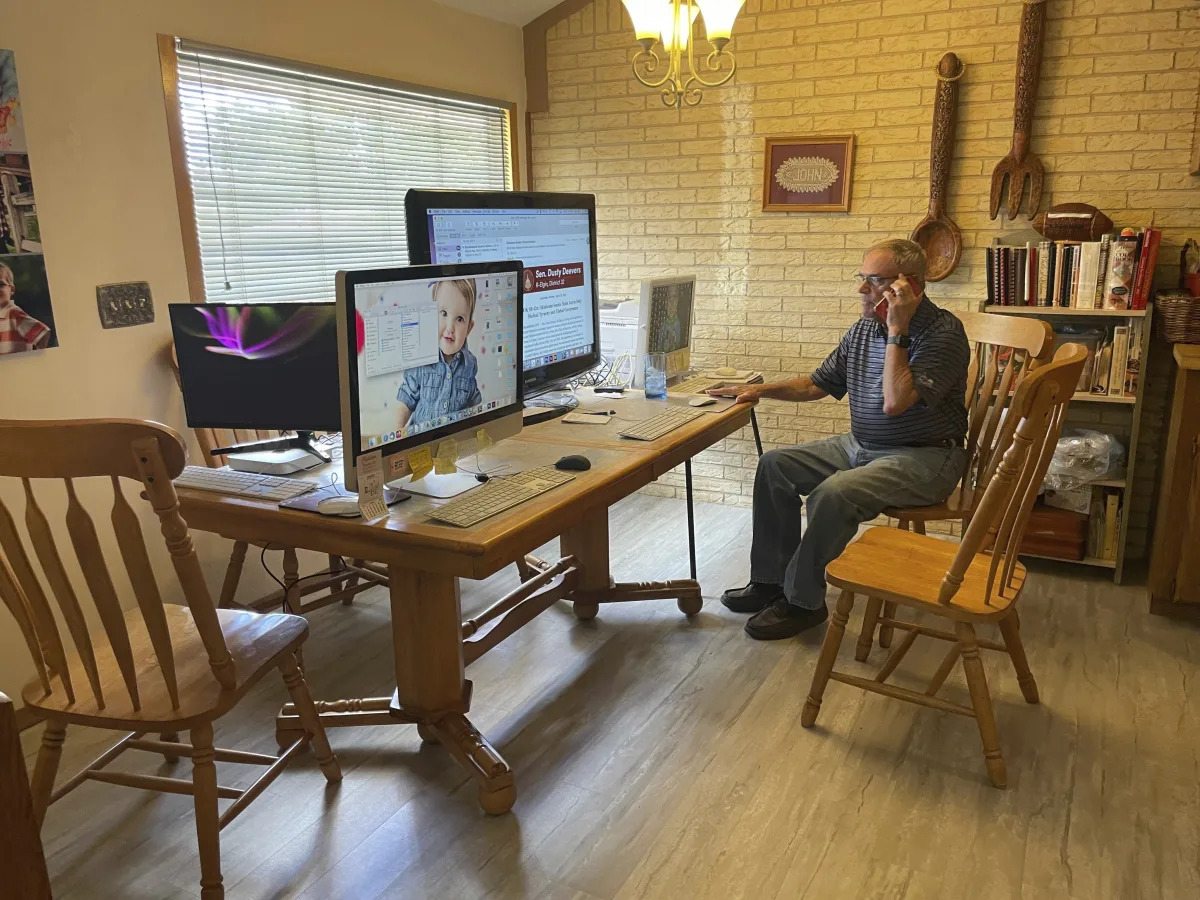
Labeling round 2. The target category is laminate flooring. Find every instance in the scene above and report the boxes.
[23,495,1200,899]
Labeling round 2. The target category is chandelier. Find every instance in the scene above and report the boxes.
[620,1,744,108]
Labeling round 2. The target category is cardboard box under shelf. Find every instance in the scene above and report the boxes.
[1019,504,1088,561]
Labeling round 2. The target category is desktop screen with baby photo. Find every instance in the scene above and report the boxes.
[353,272,520,451]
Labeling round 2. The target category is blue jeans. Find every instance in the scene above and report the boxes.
[750,433,966,610]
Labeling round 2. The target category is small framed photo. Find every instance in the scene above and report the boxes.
[762,134,855,213]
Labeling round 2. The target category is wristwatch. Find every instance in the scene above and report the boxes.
[886,333,911,349]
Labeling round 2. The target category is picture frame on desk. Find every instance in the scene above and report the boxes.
[762,134,854,213]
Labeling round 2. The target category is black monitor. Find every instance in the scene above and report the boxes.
[404,190,600,401]
[168,302,341,457]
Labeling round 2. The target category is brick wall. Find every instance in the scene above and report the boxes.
[530,0,1200,558]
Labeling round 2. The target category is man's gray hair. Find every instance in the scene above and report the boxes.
[867,238,927,277]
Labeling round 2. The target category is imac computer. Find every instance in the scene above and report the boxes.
[633,275,696,388]
[404,190,600,416]
[168,301,341,469]
[336,260,524,497]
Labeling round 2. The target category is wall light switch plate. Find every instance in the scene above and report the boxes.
[97,282,154,328]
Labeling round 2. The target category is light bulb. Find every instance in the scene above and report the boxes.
[697,0,744,43]
[620,0,662,43]
[661,2,701,53]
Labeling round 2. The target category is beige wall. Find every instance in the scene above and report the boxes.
[531,0,1200,551]
[0,0,525,699]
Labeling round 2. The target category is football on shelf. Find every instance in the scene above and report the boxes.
[1032,203,1114,242]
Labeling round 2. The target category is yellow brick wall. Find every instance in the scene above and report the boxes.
[530,0,1200,558]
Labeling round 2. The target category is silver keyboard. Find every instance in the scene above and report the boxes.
[173,466,318,502]
[430,466,576,528]
[618,406,706,441]
[669,375,725,395]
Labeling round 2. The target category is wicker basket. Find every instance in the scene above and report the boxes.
[1156,291,1200,343]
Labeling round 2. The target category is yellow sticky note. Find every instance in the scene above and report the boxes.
[434,438,458,475]
[407,446,433,481]
[475,428,494,452]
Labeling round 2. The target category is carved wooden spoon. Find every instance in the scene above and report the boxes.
[911,52,964,282]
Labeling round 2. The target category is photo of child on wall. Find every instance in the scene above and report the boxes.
[395,278,482,432]
[0,256,54,353]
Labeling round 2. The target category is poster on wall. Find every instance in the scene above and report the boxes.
[0,48,56,355]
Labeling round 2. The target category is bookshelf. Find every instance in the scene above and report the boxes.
[981,303,1154,584]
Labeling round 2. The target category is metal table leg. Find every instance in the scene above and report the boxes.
[750,408,764,456]
[685,458,697,581]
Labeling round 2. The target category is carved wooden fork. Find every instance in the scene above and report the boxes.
[989,0,1048,220]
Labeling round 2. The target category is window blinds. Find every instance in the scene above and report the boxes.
[174,40,513,303]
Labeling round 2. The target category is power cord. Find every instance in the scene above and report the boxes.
[260,546,354,614]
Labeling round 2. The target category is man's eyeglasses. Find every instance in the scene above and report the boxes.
[853,274,895,287]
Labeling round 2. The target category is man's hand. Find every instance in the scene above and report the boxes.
[884,274,920,336]
[707,384,762,404]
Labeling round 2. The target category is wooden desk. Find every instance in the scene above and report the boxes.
[1149,345,1200,618]
[177,398,753,813]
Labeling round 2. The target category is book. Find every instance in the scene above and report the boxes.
[986,247,995,306]
[1015,247,1026,306]
[1070,244,1083,307]
[1075,242,1101,311]
[1103,230,1139,309]
[1091,335,1113,394]
[1131,227,1161,310]
[1026,242,1037,306]
[1093,234,1111,309]
[1058,243,1075,307]
[1045,241,1058,306]
[1086,488,1105,559]
[1036,240,1050,307]
[1125,320,1142,395]
[1102,491,1120,560]
[1108,325,1130,397]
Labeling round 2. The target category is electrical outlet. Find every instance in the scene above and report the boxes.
[96,282,154,329]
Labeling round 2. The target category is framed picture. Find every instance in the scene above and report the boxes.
[762,134,854,213]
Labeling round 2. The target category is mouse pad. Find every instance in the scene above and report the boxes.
[279,485,409,515]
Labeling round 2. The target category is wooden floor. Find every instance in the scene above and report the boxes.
[24,495,1200,899]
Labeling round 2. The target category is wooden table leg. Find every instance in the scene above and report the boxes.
[562,513,703,617]
[387,564,514,814]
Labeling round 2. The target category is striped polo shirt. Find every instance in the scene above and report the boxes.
[811,296,969,449]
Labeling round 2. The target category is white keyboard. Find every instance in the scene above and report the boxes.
[430,466,576,528]
[618,406,706,441]
[173,466,318,502]
[669,375,725,395]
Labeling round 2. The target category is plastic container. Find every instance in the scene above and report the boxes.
[644,352,667,398]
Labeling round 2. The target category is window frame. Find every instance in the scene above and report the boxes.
[156,34,520,304]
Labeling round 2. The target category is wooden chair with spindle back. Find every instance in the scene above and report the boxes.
[802,344,1088,787]
[861,312,1056,656]
[0,418,341,900]
[1,692,51,899]
[168,343,385,615]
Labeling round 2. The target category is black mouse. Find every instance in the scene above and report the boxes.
[555,454,591,472]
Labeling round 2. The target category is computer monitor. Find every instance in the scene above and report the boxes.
[168,301,341,460]
[336,260,524,496]
[404,190,600,402]
[634,275,696,387]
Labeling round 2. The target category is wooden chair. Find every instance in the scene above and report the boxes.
[864,313,1056,655]
[168,344,386,614]
[0,418,341,899]
[1,691,51,900]
[803,344,1088,788]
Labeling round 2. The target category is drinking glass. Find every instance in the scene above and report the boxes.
[644,352,668,398]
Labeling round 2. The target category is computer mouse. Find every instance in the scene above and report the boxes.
[715,366,737,377]
[689,396,717,407]
[316,495,362,517]
[554,455,591,472]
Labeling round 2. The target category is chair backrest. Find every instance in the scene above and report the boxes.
[0,419,235,712]
[168,342,280,468]
[956,312,1056,509]
[940,343,1089,607]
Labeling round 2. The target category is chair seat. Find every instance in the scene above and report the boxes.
[825,527,1025,621]
[23,605,307,730]
[883,485,972,523]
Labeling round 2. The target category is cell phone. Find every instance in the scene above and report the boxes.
[874,296,889,324]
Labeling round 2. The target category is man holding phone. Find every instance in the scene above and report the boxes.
[715,239,969,640]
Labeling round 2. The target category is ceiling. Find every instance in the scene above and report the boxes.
[432,0,564,26]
